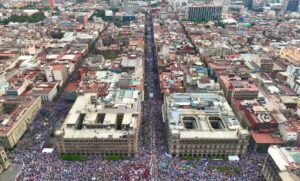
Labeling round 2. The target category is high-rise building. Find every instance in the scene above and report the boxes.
[214,0,231,15]
[245,0,265,10]
[185,4,223,20]
[245,0,253,10]
[284,0,300,12]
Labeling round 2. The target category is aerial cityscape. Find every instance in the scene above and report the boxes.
[0,0,300,180]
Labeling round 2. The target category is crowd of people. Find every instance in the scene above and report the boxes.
[7,14,267,181]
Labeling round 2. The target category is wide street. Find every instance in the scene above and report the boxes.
[144,13,163,180]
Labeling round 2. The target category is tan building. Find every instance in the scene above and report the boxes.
[262,145,300,181]
[162,93,249,157]
[0,96,42,148]
[280,46,300,65]
[55,89,142,157]
[0,147,10,174]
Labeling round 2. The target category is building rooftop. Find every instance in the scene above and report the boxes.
[219,75,258,92]
[251,131,284,144]
[56,89,141,139]
[268,145,300,180]
[0,96,40,135]
[164,93,248,139]
[234,99,278,127]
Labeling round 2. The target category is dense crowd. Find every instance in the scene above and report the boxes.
[8,14,266,180]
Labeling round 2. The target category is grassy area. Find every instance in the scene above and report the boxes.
[105,154,125,161]
[0,13,46,25]
[208,165,232,175]
[210,155,225,160]
[181,18,209,23]
[61,154,86,161]
[104,52,118,59]
[183,155,202,160]
[217,166,232,175]
[235,167,241,175]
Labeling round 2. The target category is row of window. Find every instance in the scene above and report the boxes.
[173,144,243,149]
[63,139,130,143]
[62,145,132,149]
[64,150,134,154]
[177,140,240,144]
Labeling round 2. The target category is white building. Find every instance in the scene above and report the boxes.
[44,64,69,86]
[0,73,7,96]
[214,0,231,16]
[32,82,59,102]
[5,79,31,97]
[45,66,54,82]
[283,64,300,94]
[279,124,298,142]
[169,0,189,12]
[262,146,300,181]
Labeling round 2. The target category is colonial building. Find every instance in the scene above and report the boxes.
[55,89,142,156]
[163,93,249,157]
[0,96,42,148]
[0,147,10,174]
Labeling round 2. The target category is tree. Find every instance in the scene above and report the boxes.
[114,19,123,27]
[0,19,9,25]
[104,52,118,59]
[50,30,65,39]
[76,0,86,3]
[91,10,105,19]
[215,20,224,28]
[1,13,46,24]
[109,7,119,13]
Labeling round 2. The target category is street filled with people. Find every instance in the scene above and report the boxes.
[7,13,267,181]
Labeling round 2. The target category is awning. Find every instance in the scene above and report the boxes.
[42,148,54,154]
[228,155,239,161]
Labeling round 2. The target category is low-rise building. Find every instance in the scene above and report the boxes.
[163,93,249,157]
[280,46,300,66]
[219,75,259,103]
[55,89,142,156]
[31,82,59,102]
[233,99,278,130]
[262,145,300,181]
[0,147,10,174]
[0,96,42,148]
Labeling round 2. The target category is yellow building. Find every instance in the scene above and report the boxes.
[0,147,10,174]
[280,46,300,65]
[0,96,42,149]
